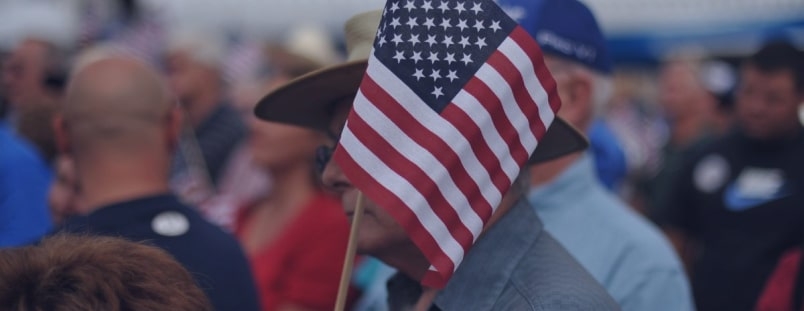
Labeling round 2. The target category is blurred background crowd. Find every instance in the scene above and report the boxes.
[0,0,803,310]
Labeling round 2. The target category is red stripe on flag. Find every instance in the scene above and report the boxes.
[333,146,455,288]
[440,104,512,197]
[462,77,530,166]
[361,76,495,221]
[422,270,447,289]
[510,26,562,114]
[347,112,476,256]
[485,50,548,140]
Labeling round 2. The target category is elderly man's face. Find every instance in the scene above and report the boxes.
[320,103,413,257]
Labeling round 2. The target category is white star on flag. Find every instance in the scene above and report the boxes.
[457,19,469,32]
[431,86,444,98]
[471,2,484,14]
[473,20,485,32]
[404,0,416,12]
[439,18,452,31]
[413,68,425,80]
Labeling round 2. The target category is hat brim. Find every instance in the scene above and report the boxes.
[254,61,588,165]
[255,60,367,133]
[530,117,588,164]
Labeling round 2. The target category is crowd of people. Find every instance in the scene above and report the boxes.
[0,0,802,310]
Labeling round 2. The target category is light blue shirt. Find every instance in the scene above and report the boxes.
[529,154,694,311]
[352,257,396,311]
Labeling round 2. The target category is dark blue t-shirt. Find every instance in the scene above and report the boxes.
[61,193,260,311]
[662,128,804,311]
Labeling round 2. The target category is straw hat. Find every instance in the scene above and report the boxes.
[255,10,588,164]
[265,24,342,77]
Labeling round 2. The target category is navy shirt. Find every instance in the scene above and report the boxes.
[61,193,260,311]
[662,128,804,310]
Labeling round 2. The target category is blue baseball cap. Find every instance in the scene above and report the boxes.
[497,0,613,74]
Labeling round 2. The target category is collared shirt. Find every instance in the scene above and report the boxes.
[529,154,693,311]
[387,197,619,311]
[60,193,260,311]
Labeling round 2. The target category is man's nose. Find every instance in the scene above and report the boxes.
[321,159,351,194]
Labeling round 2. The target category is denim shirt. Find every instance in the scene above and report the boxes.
[529,154,694,311]
[387,197,620,311]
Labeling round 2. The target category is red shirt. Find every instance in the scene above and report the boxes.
[756,248,803,311]
[235,193,351,311]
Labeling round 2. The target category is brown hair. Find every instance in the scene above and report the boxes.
[0,234,212,311]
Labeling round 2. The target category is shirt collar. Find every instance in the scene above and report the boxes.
[62,193,180,232]
[528,153,597,208]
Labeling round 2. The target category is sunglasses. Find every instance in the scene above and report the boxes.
[315,145,335,175]
[315,127,343,175]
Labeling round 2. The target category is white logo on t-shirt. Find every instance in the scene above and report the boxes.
[151,211,190,237]
[694,154,730,193]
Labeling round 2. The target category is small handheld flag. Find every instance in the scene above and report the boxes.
[333,0,561,288]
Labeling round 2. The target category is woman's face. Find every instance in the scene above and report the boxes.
[248,116,324,171]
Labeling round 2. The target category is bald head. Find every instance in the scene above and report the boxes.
[62,57,175,154]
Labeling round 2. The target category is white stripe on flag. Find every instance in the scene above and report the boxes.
[339,124,466,271]
[450,90,521,184]
[353,90,485,239]
[367,56,503,209]
[497,37,557,134]
[474,63,539,155]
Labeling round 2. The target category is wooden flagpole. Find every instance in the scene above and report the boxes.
[334,192,366,311]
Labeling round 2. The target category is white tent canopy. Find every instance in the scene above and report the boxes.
[0,0,801,58]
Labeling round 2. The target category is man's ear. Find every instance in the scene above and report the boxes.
[53,115,71,155]
[558,74,593,131]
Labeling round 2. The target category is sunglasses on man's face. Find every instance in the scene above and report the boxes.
[315,145,335,176]
[315,126,343,175]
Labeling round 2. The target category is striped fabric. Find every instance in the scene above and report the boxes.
[333,0,561,288]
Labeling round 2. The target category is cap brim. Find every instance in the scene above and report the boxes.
[255,61,588,165]
[529,117,588,164]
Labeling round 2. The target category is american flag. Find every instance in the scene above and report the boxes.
[333,0,560,288]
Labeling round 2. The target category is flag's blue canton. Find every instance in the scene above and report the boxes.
[374,0,517,112]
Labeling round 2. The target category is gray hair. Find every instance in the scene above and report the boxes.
[591,72,613,117]
[548,56,614,118]
[572,62,614,117]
